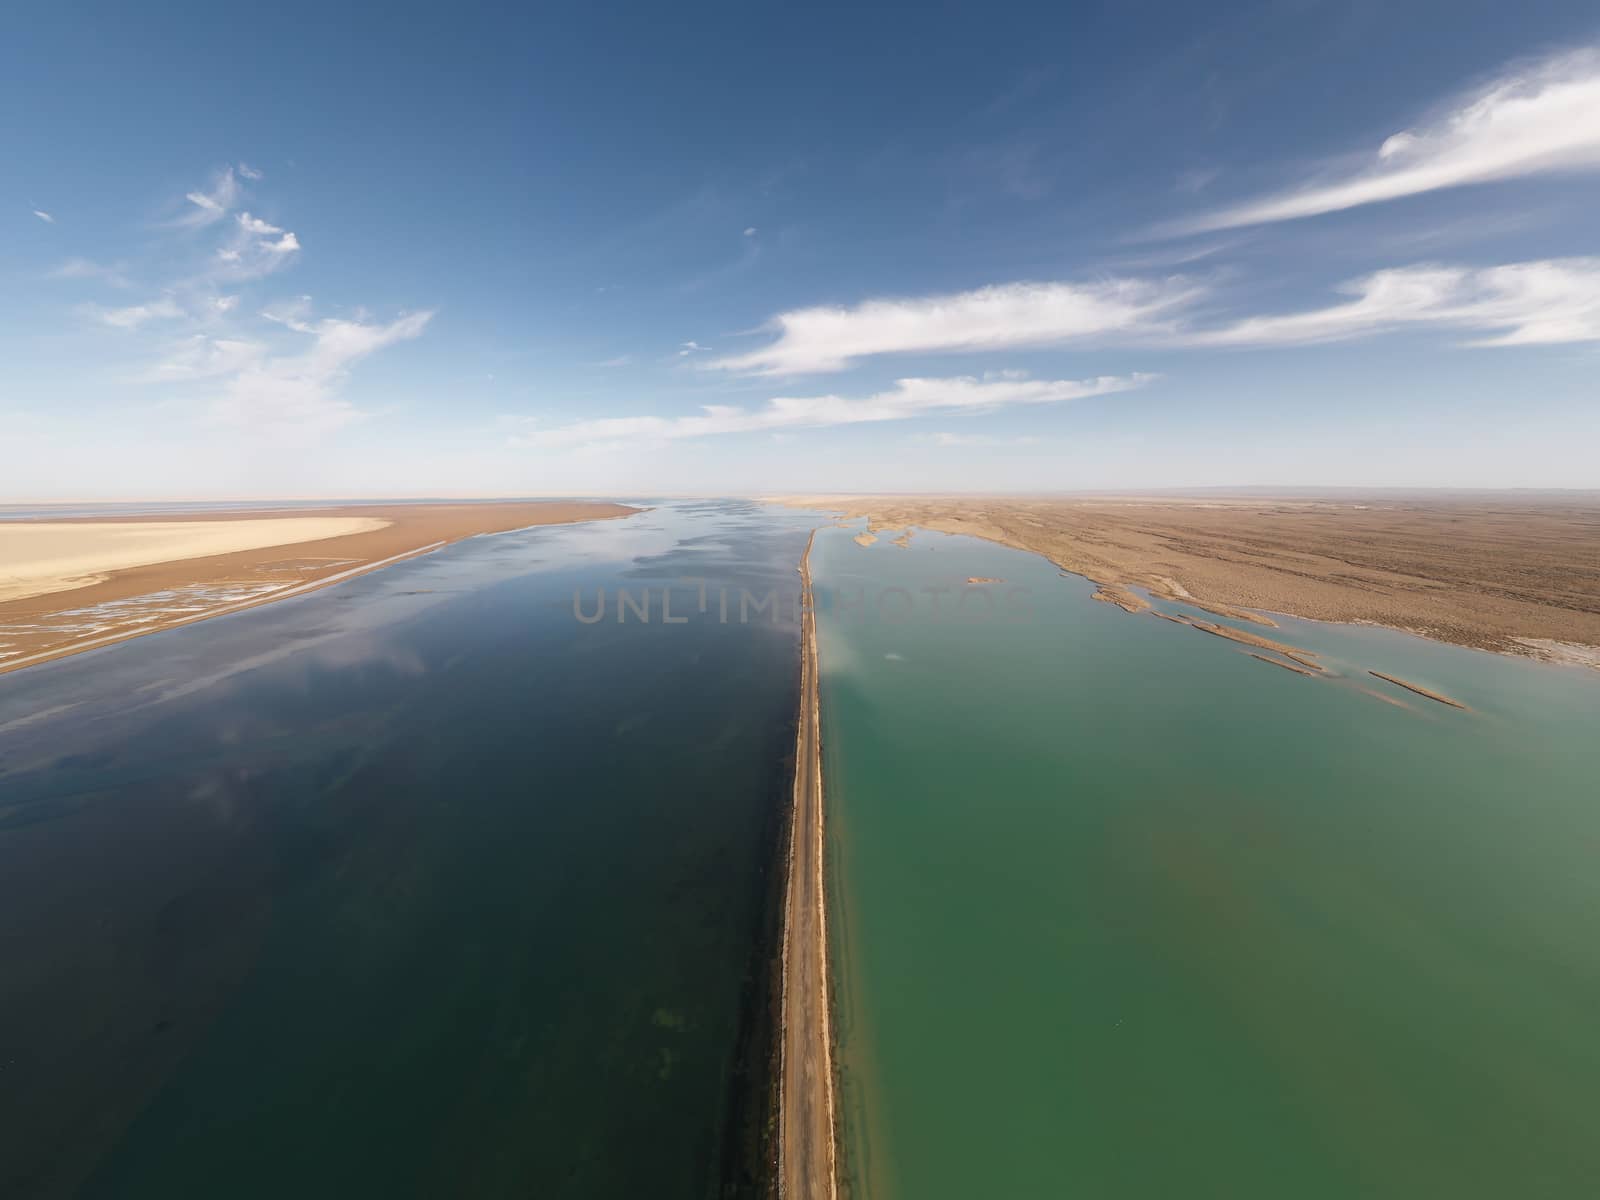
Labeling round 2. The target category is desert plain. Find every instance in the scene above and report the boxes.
[780,491,1600,668]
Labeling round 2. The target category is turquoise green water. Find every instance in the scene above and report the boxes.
[814,525,1600,1199]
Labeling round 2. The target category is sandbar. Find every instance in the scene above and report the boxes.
[1090,584,1150,614]
[0,501,636,674]
[0,518,389,603]
[1185,618,1323,667]
[1249,652,1317,676]
[1368,671,1469,710]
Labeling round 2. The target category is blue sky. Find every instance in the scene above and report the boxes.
[4,0,1598,499]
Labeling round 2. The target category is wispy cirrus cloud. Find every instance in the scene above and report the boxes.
[236,212,282,236]
[141,333,267,382]
[1193,258,1600,347]
[697,252,1600,367]
[709,279,1201,375]
[179,167,243,226]
[165,166,300,281]
[32,209,55,224]
[509,372,1151,449]
[213,226,300,281]
[204,311,434,437]
[89,297,185,329]
[49,163,431,440]
[1175,46,1600,234]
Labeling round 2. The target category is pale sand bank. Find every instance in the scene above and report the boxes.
[1090,583,1150,614]
[0,518,389,603]
[0,501,635,674]
[1369,671,1470,710]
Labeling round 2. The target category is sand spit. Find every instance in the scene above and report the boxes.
[1090,584,1150,614]
[0,501,636,675]
[852,532,877,547]
[1165,595,1278,627]
[967,576,1004,585]
[1185,618,1324,668]
[1249,652,1317,676]
[890,531,913,548]
[0,517,390,604]
[1368,671,1470,710]
[772,493,1600,666]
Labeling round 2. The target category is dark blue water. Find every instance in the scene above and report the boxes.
[0,500,814,1199]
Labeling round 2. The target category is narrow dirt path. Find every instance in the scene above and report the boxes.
[777,529,838,1199]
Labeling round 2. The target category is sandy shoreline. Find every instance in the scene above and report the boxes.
[776,493,1600,668]
[777,529,839,1200]
[0,517,396,604]
[0,501,636,675]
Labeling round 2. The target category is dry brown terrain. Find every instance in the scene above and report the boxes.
[0,501,636,674]
[778,493,1600,667]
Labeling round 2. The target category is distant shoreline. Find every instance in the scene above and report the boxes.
[773,494,1600,671]
[0,501,638,677]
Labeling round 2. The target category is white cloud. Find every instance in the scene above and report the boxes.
[677,340,709,356]
[1194,258,1600,347]
[92,298,185,329]
[142,334,267,382]
[211,225,300,281]
[237,163,265,181]
[236,211,282,235]
[743,226,758,236]
[49,162,430,443]
[1180,46,1600,232]
[207,311,434,437]
[33,209,55,224]
[262,295,315,332]
[709,279,1201,374]
[509,372,1150,449]
[180,168,241,226]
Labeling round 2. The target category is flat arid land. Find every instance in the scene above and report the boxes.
[778,492,1600,667]
[0,501,635,674]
